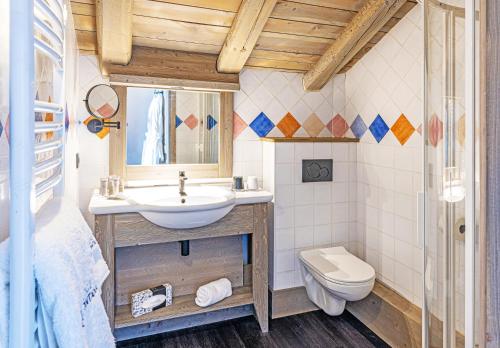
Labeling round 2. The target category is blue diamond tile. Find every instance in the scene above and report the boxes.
[175,115,183,128]
[249,112,274,137]
[207,114,218,130]
[369,114,390,143]
[350,115,367,139]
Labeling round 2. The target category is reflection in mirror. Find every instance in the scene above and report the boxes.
[85,84,119,119]
[126,87,220,165]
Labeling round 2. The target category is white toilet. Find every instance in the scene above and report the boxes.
[299,246,375,316]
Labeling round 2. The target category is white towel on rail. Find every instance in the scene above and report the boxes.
[0,239,9,348]
[195,278,232,307]
[34,198,115,348]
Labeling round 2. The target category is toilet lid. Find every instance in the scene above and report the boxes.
[300,247,375,284]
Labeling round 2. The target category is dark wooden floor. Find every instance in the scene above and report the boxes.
[117,310,389,348]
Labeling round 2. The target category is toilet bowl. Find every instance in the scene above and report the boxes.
[299,246,375,316]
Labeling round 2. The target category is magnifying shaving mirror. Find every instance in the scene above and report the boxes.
[84,84,121,133]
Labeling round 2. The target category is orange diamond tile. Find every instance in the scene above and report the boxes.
[302,113,325,137]
[391,114,415,145]
[277,112,301,138]
[45,96,54,140]
[233,112,247,139]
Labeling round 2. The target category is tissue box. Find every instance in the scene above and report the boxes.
[131,283,172,318]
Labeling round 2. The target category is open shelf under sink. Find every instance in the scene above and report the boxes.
[114,286,253,329]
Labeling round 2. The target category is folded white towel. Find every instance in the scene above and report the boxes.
[195,278,232,308]
[34,198,115,348]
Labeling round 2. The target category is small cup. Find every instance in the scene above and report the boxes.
[99,177,109,196]
[232,176,244,191]
[246,176,258,190]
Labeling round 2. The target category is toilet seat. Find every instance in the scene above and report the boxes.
[299,246,376,315]
[299,247,375,286]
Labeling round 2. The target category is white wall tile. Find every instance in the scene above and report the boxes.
[314,224,332,247]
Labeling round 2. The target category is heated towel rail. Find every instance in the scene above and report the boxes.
[9,0,66,346]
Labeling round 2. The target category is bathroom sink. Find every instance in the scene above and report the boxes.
[126,185,236,229]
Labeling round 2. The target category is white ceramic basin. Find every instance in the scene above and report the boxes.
[126,185,236,229]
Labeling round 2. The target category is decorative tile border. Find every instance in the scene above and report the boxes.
[175,114,219,131]
[233,109,449,148]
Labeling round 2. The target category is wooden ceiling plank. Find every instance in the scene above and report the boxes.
[133,37,222,54]
[393,1,417,18]
[145,0,242,12]
[250,49,320,64]
[217,0,278,73]
[71,2,95,16]
[73,14,96,32]
[303,0,408,91]
[76,30,97,51]
[133,0,235,27]
[255,33,331,55]
[71,0,95,4]
[290,0,365,12]
[263,18,344,38]
[132,15,228,46]
[245,57,313,71]
[96,0,133,65]
[270,1,354,26]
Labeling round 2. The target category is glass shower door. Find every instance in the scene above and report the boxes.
[423,0,480,347]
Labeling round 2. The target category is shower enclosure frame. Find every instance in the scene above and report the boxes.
[422,0,480,347]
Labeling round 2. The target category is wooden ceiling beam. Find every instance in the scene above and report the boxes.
[95,0,133,66]
[303,0,407,91]
[217,0,277,73]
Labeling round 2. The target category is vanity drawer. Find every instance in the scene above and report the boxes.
[113,205,255,247]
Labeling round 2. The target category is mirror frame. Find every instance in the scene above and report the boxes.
[84,84,120,119]
[108,86,233,183]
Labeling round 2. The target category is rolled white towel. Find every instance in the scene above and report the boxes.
[195,278,232,307]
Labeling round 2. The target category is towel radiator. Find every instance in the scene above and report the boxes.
[9,0,65,346]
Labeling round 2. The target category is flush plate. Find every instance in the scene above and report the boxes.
[302,159,333,183]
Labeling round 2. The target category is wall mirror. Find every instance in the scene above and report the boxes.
[109,85,233,182]
[126,88,219,166]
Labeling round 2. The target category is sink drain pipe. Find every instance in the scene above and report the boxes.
[180,240,190,256]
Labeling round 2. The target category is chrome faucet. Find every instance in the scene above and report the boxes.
[179,171,188,196]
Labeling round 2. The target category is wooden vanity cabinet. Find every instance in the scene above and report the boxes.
[93,203,269,338]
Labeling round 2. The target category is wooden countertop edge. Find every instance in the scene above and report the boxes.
[260,137,359,143]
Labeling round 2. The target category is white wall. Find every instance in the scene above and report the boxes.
[263,141,357,290]
[345,5,424,306]
[77,56,109,225]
